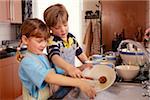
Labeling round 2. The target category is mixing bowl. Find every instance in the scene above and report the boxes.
[82,65,116,92]
[115,65,140,81]
[119,49,146,66]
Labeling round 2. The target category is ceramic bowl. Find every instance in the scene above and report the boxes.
[105,55,116,65]
[82,65,116,92]
[115,65,140,81]
[91,54,103,61]
[119,49,146,66]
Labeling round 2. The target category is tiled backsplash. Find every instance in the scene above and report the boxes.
[2,40,18,45]
[0,23,19,45]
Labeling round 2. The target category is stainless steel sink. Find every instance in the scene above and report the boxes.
[64,82,149,100]
[94,82,149,100]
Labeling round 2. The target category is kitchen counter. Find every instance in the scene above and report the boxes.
[0,40,27,59]
[94,82,149,100]
[72,82,149,100]
[0,48,27,59]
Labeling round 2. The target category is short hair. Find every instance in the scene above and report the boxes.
[44,3,68,28]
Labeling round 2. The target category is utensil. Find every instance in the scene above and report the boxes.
[84,76,95,80]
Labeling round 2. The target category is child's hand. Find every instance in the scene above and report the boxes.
[67,67,83,78]
[78,80,96,99]
[79,63,93,71]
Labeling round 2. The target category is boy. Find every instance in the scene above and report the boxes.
[44,3,92,78]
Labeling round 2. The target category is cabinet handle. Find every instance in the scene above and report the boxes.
[10,0,14,21]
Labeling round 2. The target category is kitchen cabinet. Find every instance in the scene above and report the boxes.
[0,56,22,99]
[0,0,10,23]
[0,0,22,23]
[13,61,22,99]
[10,0,22,23]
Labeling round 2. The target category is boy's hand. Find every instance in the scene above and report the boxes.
[67,67,83,78]
[79,63,93,71]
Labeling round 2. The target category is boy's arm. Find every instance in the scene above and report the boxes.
[77,52,89,64]
[51,55,83,78]
[77,53,93,71]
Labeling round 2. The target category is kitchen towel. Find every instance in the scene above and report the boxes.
[83,20,101,57]
[83,20,93,57]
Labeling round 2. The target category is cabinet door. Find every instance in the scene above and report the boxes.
[0,56,22,99]
[12,62,22,98]
[0,0,10,23]
[10,0,22,23]
[0,63,13,100]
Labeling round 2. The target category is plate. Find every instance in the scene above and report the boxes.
[82,65,116,92]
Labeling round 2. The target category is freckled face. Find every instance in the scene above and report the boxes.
[51,22,69,39]
[27,37,47,55]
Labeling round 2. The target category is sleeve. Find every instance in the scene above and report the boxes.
[75,39,83,56]
[21,57,51,89]
[47,41,60,60]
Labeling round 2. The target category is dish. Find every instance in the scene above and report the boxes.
[119,49,146,66]
[115,65,140,81]
[82,64,116,92]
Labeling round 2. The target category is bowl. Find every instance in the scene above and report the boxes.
[119,49,146,66]
[105,55,116,65]
[115,65,140,81]
[82,64,116,92]
[91,54,103,61]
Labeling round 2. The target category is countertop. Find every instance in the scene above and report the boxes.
[0,48,27,59]
[65,82,149,100]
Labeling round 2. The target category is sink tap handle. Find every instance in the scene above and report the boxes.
[142,81,150,89]
[142,92,150,97]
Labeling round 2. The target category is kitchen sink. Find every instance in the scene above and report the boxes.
[94,82,149,100]
[73,82,149,100]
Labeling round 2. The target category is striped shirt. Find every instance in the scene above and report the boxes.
[47,33,83,74]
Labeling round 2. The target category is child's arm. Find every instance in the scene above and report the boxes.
[77,53,93,71]
[51,55,83,78]
[44,70,96,98]
[77,52,89,63]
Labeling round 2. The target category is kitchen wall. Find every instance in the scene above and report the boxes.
[83,0,150,51]
[103,1,149,50]
[0,23,17,45]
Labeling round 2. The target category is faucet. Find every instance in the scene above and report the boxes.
[142,81,150,97]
